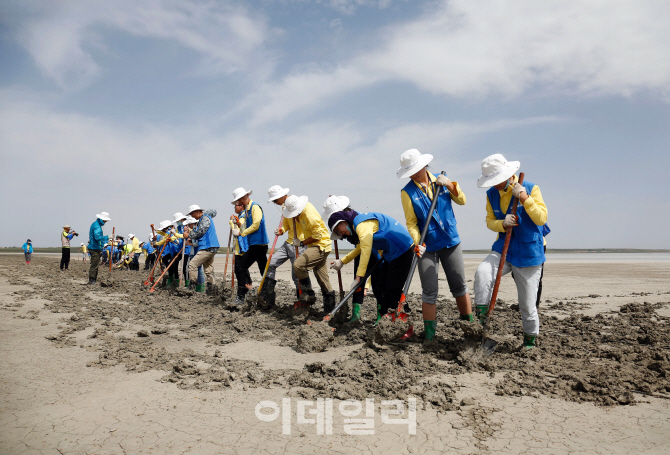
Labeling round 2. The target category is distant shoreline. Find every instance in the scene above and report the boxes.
[3,247,669,254]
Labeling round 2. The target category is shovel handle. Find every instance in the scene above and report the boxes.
[292,218,302,295]
[259,217,284,295]
[486,172,525,320]
[150,241,184,292]
[334,240,345,299]
[323,258,384,321]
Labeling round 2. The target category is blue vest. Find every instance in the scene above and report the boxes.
[196,214,220,250]
[142,243,155,254]
[237,214,249,253]
[487,181,548,267]
[244,202,269,246]
[177,225,190,255]
[353,212,414,262]
[402,175,460,252]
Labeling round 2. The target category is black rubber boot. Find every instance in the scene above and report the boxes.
[298,278,316,304]
[323,290,336,314]
[260,278,277,307]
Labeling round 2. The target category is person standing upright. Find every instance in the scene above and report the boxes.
[85,212,111,285]
[60,225,76,271]
[22,239,33,264]
[231,188,269,297]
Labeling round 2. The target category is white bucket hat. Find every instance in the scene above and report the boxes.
[184,216,197,225]
[128,233,134,239]
[396,149,433,179]
[282,195,309,218]
[231,187,252,204]
[322,195,350,224]
[172,212,186,224]
[80,242,84,245]
[267,185,290,202]
[187,205,202,215]
[477,154,520,188]
[96,211,111,221]
[158,220,172,231]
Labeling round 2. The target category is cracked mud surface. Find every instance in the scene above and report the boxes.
[1,254,670,454]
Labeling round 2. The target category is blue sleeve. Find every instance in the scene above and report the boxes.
[67,233,75,240]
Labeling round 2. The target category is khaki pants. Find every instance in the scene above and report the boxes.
[293,247,332,293]
[189,250,216,285]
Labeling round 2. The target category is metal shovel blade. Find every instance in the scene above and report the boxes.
[481,337,498,356]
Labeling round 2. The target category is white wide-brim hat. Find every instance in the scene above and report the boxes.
[477,153,520,188]
[397,148,433,179]
[80,242,84,245]
[96,211,111,221]
[158,220,172,231]
[329,220,347,240]
[187,205,201,215]
[172,212,186,224]
[267,185,290,202]
[282,195,309,218]
[231,187,252,204]
[128,234,134,239]
[322,195,350,224]
[184,216,197,225]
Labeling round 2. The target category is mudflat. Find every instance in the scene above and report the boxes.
[1,254,669,454]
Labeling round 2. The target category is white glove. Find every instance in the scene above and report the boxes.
[350,276,361,292]
[512,183,527,199]
[435,174,451,187]
[274,228,283,236]
[232,229,241,237]
[293,238,302,247]
[330,259,344,271]
[414,244,426,258]
[502,214,518,228]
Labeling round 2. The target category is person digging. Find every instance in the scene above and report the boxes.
[282,195,336,314]
[184,205,220,295]
[397,148,474,342]
[473,154,550,350]
[230,204,252,304]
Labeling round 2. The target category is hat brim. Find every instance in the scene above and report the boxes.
[477,161,520,188]
[96,214,111,221]
[396,154,433,179]
[282,196,309,218]
[329,220,345,240]
[268,188,289,202]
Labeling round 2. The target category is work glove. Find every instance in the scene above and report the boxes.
[502,214,518,228]
[350,276,362,292]
[293,238,302,247]
[330,259,344,271]
[232,229,241,237]
[512,183,527,199]
[274,228,284,236]
[414,243,426,258]
[435,175,451,187]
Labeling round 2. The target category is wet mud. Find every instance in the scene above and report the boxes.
[2,255,670,412]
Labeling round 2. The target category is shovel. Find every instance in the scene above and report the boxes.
[223,227,233,288]
[255,217,284,304]
[143,228,169,286]
[481,172,525,356]
[313,258,383,323]
[150,238,184,293]
[390,171,447,340]
[292,218,307,315]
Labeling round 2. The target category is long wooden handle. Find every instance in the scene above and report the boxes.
[109,227,115,272]
[150,241,185,292]
[258,217,284,295]
[486,172,525,319]
[292,218,302,295]
[334,240,344,299]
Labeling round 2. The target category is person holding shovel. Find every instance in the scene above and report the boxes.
[184,205,220,295]
[170,212,191,284]
[184,215,207,293]
[329,209,415,325]
[230,205,251,304]
[282,195,336,312]
[141,238,156,270]
[128,234,141,271]
[473,154,548,350]
[263,185,309,305]
[397,148,474,342]
[22,239,33,264]
[231,188,269,295]
[85,211,112,285]
[155,220,181,289]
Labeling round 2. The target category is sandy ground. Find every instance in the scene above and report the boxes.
[1,253,669,454]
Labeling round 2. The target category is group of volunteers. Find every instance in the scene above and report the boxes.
[81,150,548,349]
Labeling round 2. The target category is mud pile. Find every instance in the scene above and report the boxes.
[2,255,670,411]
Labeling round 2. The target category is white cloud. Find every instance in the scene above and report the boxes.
[9,0,273,90]
[245,0,670,123]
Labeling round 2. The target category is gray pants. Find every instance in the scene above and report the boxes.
[417,242,468,303]
[266,242,304,288]
[24,252,31,262]
[474,251,542,336]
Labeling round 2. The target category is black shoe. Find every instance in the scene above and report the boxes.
[323,290,336,314]
[259,278,277,307]
[82,278,96,286]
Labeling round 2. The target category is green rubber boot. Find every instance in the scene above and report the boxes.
[184,280,190,288]
[350,303,361,322]
[374,304,382,326]
[166,277,173,288]
[195,283,206,293]
[423,320,436,341]
[459,312,475,322]
[523,334,537,350]
[476,305,488,324]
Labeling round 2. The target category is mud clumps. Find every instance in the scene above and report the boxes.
[374,315,411,344]
[98,273,114,287]
[296,321,334,353]
[459,319,483,338]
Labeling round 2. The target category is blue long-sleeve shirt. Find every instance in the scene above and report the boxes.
[22,243,33,253]
[87,219,109,251]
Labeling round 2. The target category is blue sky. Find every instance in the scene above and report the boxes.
[1,0,669,249]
